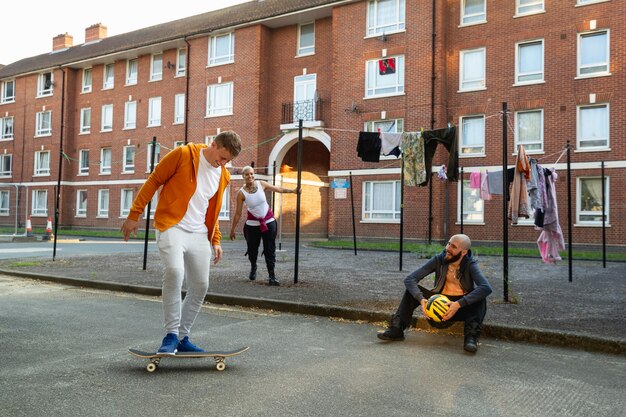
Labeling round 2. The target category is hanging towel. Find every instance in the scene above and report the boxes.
[508,145,531,224]
[421,126,458,185]
[401,132,426,186]
[469,172,481,189]
[357,132,381,162]
[380,132,403,156]
[480,171,491,201]
[487,170,503,195]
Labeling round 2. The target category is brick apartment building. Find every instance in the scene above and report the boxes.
[0,0,623,247]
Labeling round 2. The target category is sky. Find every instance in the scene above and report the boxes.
[0,0,250,65]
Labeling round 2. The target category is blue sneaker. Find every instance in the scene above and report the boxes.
[177,336,205,353]
[157,333,179,355]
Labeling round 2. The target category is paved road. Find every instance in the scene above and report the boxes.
[0,239,157,259]
[1,276,624,417]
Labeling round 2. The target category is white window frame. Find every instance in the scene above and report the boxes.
[124,101,137,129]
[459,115,485,156]
[126,59,138,85]
[82,68,92,93]
[459,47,486,92]
[103,63,115,89]
[101,104,113,132]
[174,140,185,148]
[458,179,484,223]
[208,32,235,66]
[148,97,162,127]
[37,72,54,97]
[35,111,52,137]
[100,148,112,175]
[0,190,9,215]
[120,189,133,218]
[78,149,89,175]
[76,190,87,217]
[576,0,610,6]
[365,55,405,98]
[515,39,544,85]
[577,103,609,150]
[0,116,14,140]
[515,109,544,153]
[461,0,486,26]
[362,180,401,223]
[150,54,163,82]
[576,177,610,225]
[577,30,610,78]
[34,150,51,176]
[146,143,161,172]
[0,154,12,177]
[219,187,230,220]
[123,145,135,173]
[515,0,544,16]
[366,0,406,36]
[97,189,109,218]
[1,79,15,103]
[206,82,234,117]
[80,108,91,134]
[174,93,185,124]
[31,190,48,216]
[297,23,315,56]
[176,48,187,77]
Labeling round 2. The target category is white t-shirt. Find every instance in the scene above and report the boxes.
[177,150,222,233]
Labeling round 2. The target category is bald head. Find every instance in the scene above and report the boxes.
[450,234,471,251]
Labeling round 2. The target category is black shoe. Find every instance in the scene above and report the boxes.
[268,276,280,286]
[249,266,257,281]
[463,335,478,353]
[377,327,405,341]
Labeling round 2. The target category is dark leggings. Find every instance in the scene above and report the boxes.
[244,221,277,272]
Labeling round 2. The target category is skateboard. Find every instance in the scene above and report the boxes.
[128,346,249,373]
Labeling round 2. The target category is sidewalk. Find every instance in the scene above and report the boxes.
[1,239,624,355]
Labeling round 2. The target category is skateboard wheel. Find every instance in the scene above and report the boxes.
[216,362,226,371]
[146,363,158,373]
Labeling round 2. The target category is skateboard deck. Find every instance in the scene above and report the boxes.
[128,346,249,372]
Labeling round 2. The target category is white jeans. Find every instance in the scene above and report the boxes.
[156,226,211,338]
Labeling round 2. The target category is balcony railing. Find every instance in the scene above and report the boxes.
[281,99,323,125]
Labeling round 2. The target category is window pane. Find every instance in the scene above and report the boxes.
[299,23,315,55]
[463,0,485,24]
[518,41,543,82]
[517,111,542,151]
[579,105,608,147]
[461,116,485,154]
[462,180,484,222]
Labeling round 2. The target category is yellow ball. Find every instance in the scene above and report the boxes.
[425,294,450,322]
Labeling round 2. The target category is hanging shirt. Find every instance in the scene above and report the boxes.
[380,132,403,156]
[469,172,481,189]
[357,132,381,162]
[508,145,531,224]
[480,171,491,201]
[401,132,426,186]
[487,170,503,195]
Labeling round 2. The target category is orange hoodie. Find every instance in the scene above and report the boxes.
[127,143,230,245]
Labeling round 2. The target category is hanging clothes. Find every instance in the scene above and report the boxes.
[380,132,403,156]
[508,145,531,224]
[537,169,565,263]
[533,163,548,228]
[527,158,542,212]
[487,170,503,195]
[469,172,481,189]
[480,171,491,201]
[420,126,458,186]
[357,132,381,162]
[437,165,448,181]
[401,131,426,186]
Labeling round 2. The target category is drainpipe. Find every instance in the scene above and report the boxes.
[184,38,191,144]
[428,0,436,244]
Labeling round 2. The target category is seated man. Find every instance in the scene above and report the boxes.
[378,234,492,353]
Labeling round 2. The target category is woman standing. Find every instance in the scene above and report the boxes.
[230,166,298,286]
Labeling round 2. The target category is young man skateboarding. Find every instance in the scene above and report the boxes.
[121,131,241,354]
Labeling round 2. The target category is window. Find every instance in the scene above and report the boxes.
[0,154,12,177]
[516,40,544,84]
[365,119,403,134]
[100,148,112,174]
[577,0,609,5]
[298,23,315,56]
[35,111,52,136]
[578,30,609,77]
[126,59,138,85]
[174,94,185,124]
[124,101,137,129]
[146,142,161,172]
[577,104,609,150]
[516,0,544,15]
[121,189,133,217]
[150,54,163,81]
[98,189,109,217]
[123,145,135,173]
[82,68,92,93]
[219,187,230,220]
[101,104,113,131]
[459,179,484,223]
[34,150,50,175]
[459,48,486,91]
[174,140,185,148]
[176,48,187,76]
[367,0,405,36]
[577,177,609,224]
[32,190,48,216]
[206,82,234,116]
[80,108,91,134]
[515,110,543,152]
[366,56,405,97]
[0,190,9,215]
[1,79,15,103]
[78,149,89,175]
[0,116,13,140]
[363,180,401,221]
[148,97,162,126]
[37,72,53,96]
[76,190,87,217]
[461,0,486,26]
[459,115,485,155]
[208,32,235,66]
[103,63,115,89]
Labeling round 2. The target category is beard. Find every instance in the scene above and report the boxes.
[445,251,463,263]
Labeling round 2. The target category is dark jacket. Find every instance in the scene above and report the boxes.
[404,249,492,308]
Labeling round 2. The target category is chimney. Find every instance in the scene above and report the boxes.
[52,33,73,51]
[85,23,107,43]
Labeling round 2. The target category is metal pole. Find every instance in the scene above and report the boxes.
[460,166,464,234]
[601,161,606,268]
[349,172,357,256]
[278,175,283,251]
[271,161,277,213]
[502,102,509,302]
[294,120,304,284]
[567,142,572,282]
[400,157,404,271]
[428,172,433,245]
[53,68,66,261]
[143,137,157,271]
